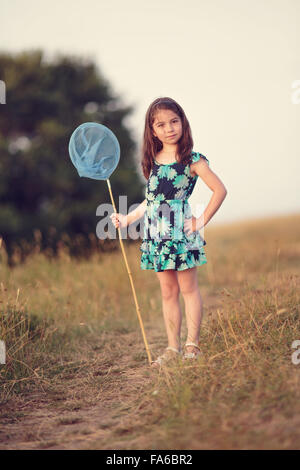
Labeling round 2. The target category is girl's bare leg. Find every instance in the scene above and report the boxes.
[177,267,203,354]
[156,270,182,351]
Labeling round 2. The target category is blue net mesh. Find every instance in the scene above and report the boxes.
[68,122,120,180]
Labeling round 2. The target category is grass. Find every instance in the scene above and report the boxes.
[0,212,300,449]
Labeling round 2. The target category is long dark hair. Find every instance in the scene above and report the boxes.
[141,97,194,179]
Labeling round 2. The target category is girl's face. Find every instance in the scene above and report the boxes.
[152,109,183,146]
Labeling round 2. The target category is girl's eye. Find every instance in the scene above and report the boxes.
[158,120,178,127]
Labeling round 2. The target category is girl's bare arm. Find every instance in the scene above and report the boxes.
[190,159,227,228]
[110,199,147,228]
[126,198,147,225]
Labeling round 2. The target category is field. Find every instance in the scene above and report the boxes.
[0,213,300,450]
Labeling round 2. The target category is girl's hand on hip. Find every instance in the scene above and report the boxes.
[110,212,128,228]
[183,216,202,236]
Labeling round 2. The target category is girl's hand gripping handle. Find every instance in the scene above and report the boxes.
[110,212,128,229]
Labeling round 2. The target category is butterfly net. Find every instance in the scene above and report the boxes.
[68,122,120,180]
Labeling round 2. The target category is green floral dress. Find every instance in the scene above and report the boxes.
[140,151,209,272]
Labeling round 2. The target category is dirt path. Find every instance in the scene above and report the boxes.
[0,324,170,450]
[0,294,224,450]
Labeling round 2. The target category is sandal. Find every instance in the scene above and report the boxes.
[183,342,201,360]
[151,346,181,368]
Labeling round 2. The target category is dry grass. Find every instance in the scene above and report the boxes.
[0,212,300,449]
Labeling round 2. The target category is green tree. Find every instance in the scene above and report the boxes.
[0,50,144,264]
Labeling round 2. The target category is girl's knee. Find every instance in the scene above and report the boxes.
[156,270,179,300]
[180,284,199,296]
[160,283,180,301]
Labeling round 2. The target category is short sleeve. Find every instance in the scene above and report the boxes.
[191,151,210,167]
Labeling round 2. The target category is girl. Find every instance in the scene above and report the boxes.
[110,97,227,368]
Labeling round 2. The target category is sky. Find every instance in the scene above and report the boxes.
[1,0,300,226]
